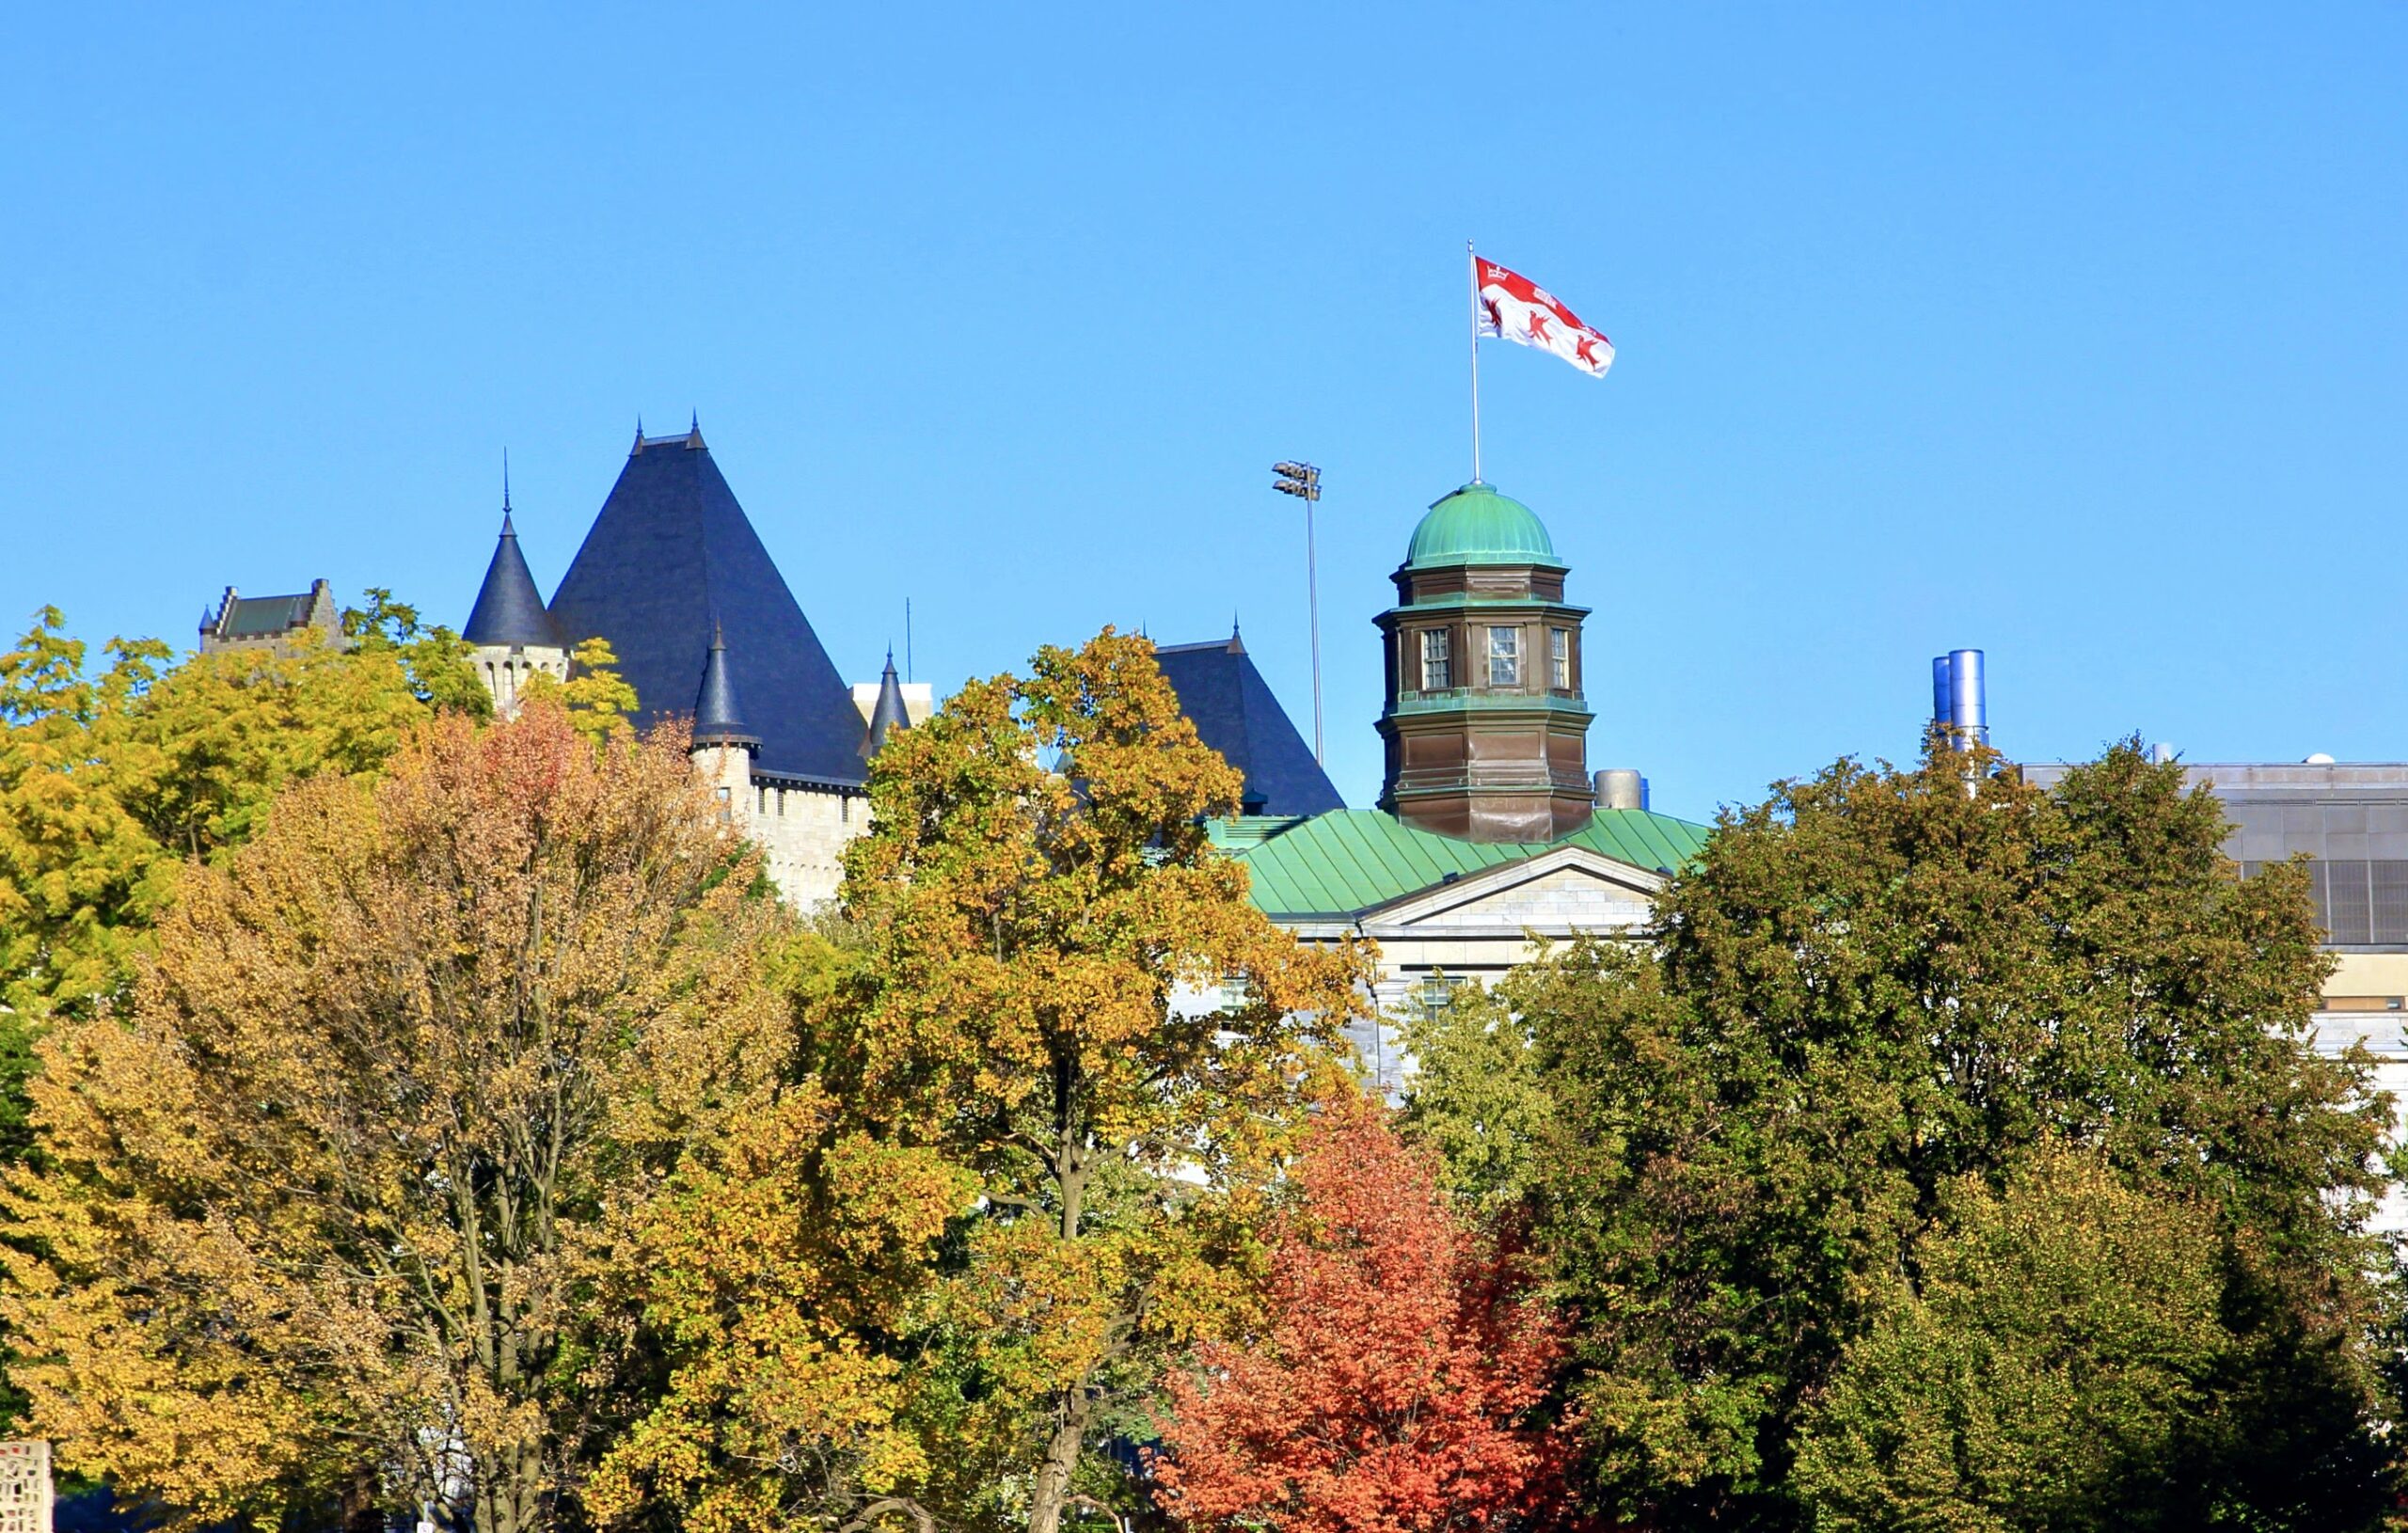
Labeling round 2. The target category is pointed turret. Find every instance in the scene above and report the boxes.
[464,513,564,650]
[862,648,911,759]
[693,623,759,750]
[689,624,757,834]
[463,474,570,716]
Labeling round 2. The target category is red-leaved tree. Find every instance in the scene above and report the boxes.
[1152,1099,1572,1533]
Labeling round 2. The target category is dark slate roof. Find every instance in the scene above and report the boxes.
[222,593,313,637]
[1154,629,1344,817]
[462,513,567,648]
[862,648,910,759]
[693,624,757,747]
[546,429,866,780]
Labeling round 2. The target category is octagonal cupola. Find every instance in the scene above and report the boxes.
[1375,482,1594,843]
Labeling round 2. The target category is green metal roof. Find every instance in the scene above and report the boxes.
[1404,482,1564,571]
[1214,807,1714,919]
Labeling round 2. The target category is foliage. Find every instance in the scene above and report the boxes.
[0,605,463,1162]
[520,637,638,742]
[585,993,979,1533]
[1152,1099,1570,1533]
[618,630,1375,1533]
[1791,1145,2228,1532]
[2,703,783,1533]
[1397,977,1548,1209]
[1524,741,2397,1530]
[342,586,493,717]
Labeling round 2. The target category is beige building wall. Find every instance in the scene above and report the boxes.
[742,776,868,909]
[471,642,569,717]
[2312,954,2408,1227]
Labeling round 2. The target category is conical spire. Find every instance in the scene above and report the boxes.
[862,647,911,759]
[693,622,758,749]
[463,501,564,649]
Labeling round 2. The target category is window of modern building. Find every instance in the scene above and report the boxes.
[1419,628,1451,691]
[1487,625,1520,687]
[1549,627,1571,689]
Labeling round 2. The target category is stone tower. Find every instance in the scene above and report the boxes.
[462,490,569,715]
[1374,482,1593,842]
[689,624,758,832]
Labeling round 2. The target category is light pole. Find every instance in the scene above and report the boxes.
[1273,460,1324,766]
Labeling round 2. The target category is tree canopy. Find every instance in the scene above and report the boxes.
[1408,741,2397,1529]
[0,602,483,1160]
[3,702,782,1532]
[1153,1099,1570,1533]
[608,630,1376,1533]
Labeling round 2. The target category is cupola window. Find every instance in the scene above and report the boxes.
[1419,628,1452,691]
[1486,625,1521,687]
[1550,627,1572,689]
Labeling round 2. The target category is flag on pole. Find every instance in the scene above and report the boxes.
[1475,258,1614,378]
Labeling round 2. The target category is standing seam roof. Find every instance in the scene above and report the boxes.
[1222,807,1713,917]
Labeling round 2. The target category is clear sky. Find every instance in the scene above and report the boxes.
[6,5,2403,822]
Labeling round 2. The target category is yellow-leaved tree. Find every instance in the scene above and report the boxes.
[596,630,1376,1533]
[3,702,784,1533]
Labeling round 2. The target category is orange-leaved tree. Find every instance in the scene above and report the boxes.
[818,629,1376,1533]
[2,702,784,1533]
[1153,1099,1572,1533]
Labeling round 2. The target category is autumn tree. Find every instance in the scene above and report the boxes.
[628,630,1374,1533]
[0,604,470,1151]
[1152,1099,1570,1533]
[3,702,783,1532]
[341,586,492,716]
[1523,741,2399,1529]
[519,636,638,741]
[585,930,980,1533]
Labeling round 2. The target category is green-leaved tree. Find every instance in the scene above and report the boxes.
[1516,741,2396,1529]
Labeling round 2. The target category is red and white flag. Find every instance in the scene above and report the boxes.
[1476,258,1614,378]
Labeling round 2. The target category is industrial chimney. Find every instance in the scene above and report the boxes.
[1930,649,1988,750]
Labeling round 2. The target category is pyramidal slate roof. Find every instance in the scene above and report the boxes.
[1155,628,1344,817]
[546,427,866,782]
[463,513,567,648]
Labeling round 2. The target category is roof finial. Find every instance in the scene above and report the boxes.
[1229,611,1244,653]
[500,449,514,533]
[687,409,705,450]
[632,417,646,456]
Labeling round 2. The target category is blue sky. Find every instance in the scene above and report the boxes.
[5,4,2402,821]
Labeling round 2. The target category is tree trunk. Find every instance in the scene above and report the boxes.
[1026,1388,1094,1533]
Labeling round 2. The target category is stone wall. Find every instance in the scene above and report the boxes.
[739,772,869,909]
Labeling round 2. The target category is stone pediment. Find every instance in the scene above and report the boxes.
[1357,845,1662,940]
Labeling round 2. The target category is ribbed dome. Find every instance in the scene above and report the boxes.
[1404,482,1562,570]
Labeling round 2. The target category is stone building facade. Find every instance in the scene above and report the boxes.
[199,578,343,657]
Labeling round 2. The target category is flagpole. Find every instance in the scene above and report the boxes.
[1467,239,1483,484]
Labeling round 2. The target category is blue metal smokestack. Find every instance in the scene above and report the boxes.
[1930,648,1988,750]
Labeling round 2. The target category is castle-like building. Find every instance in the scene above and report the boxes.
[200,424,1711,1088]
[457,422,927,903]
[202,427,1711,1082]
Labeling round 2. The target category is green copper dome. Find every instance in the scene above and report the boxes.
[1404,482,1563,571]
